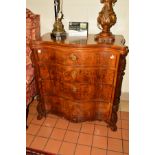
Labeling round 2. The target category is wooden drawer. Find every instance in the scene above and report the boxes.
[54,65,115,84]
[55,83,113,101]
[55,50,117,67]
[37,63,115,84]
[40,80,113,102]
[35,48,117,67]
[42,95,111,122]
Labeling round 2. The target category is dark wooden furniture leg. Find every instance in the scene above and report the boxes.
[26,97,36,128]
[37,95,46,120]
[108,105,118,131]
[26,104,30,129]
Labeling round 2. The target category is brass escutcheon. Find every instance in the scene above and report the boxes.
[71,70,77,79]
[72,86,77,92]
[70,53,77,61]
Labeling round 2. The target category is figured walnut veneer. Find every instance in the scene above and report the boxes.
[31,33,128,131]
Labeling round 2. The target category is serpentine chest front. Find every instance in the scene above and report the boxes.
[31,33,128,131]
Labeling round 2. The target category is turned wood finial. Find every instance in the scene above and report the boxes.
[95,0,117,43]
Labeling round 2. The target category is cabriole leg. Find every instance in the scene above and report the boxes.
[108,111,118,131]
[36,95,45,120]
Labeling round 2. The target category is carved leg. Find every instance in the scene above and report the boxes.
[36,95,45,120]
[26,104,30,129]
[37,106,44,120]
[108,110,118,131]
[108,54,128,131]
[107,103,119,131]
[110,124,117,131]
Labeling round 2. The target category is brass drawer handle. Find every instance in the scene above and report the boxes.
[71,70,77,79]
[70,53,77,61]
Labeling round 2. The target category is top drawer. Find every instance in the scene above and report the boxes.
[55,50,117,67]
[34,48,117,68]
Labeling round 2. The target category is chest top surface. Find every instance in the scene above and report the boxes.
[31,33,128,54]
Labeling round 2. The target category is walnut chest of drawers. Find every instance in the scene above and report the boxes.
[31,33,128,131]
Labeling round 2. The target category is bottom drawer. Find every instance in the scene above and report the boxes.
[42,95,111,122]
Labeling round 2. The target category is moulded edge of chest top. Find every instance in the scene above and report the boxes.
[31,40,129,56]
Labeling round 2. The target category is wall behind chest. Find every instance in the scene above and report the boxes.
[26,0,129,94]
